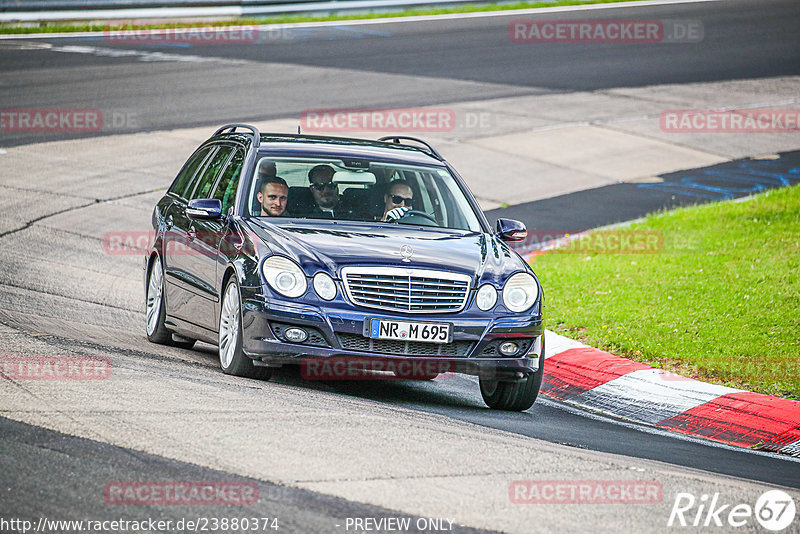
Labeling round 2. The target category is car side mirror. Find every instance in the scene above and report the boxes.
[186,198,223,220]
[496,218,527,242]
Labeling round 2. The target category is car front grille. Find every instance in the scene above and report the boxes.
[337,333,474,357]
[341,267,471,313]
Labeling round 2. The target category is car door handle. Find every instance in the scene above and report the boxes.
[187,227,197,241]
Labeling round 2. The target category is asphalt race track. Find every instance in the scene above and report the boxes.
[0,0,798,146]
[488,150,800,234]
[1,0,800,532]
[1,417,491,533]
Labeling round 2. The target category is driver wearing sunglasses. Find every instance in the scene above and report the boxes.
[381,180,414,222]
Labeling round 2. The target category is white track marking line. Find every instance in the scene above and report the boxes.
[47,43,248,63]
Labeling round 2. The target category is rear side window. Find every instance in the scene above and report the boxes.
[189,146,234,201]
[212,148,244,214]
[169,147,212,199]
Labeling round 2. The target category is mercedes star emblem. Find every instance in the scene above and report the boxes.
[400,245,413,262]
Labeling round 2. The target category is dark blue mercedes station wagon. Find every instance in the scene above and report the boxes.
[145,124,544,410]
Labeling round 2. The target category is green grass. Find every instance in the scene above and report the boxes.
[0,0,639,34]
[533,185,800,400]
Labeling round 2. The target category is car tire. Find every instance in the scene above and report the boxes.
[145,255,175,345]
[219,278,272,381]
[479,338,545,411]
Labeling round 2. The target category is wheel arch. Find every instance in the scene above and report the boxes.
[221,264,239,295]
[146,251,160,280]
[216,260,248,328]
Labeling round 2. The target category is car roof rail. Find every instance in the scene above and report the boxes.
[213,124,261,147]
[378,135,444,161]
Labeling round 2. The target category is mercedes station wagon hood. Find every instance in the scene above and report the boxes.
[247,219,527,284]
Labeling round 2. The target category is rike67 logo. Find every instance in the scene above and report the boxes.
[668,490,796,531]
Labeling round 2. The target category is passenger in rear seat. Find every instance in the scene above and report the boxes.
[302,164,348,219]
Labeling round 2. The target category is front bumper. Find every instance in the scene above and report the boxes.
[241,290,544,380]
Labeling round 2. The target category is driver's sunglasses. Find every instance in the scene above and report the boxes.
[310,182,337,191]
[391,195,413,206]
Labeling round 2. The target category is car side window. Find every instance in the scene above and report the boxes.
[189,146,234,201]
[211,148,244,214]
[169,147,213,199]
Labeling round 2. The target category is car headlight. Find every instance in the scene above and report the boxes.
[502,272,538,313]
[476,284,497,311]
[313,272,337,301]
[262,256,307,298]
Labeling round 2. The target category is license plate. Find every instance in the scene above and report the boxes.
[367,319,451,344]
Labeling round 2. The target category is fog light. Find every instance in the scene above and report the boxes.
[284,328,308,343]
[499,342,519,356]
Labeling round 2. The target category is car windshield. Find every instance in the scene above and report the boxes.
[245,156,483,232]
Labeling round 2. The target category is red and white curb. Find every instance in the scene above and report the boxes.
[542,331,800,456]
